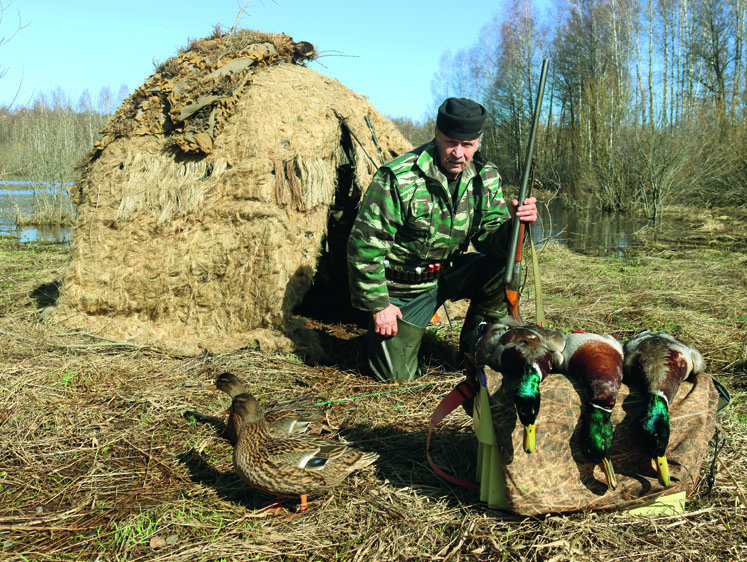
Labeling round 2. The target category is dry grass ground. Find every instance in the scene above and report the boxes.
[0,206,745,561]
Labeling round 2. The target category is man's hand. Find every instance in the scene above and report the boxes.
[372,304,402,337]
[511,196,538,223]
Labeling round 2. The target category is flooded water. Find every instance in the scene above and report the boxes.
[533,197,649,257]
[1,183,650,254]
[0,183,72,244]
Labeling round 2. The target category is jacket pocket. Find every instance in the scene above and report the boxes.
[402,199,436,258]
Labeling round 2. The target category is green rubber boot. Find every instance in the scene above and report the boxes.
[368,318,425,382]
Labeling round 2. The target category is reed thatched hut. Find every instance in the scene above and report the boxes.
[49,29,412,358]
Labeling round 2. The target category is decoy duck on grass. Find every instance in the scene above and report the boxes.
[209,372,326,444]
[474,318,566,453]
[558,331,624,491]
[231,393,378,513]
[623,330,706,486]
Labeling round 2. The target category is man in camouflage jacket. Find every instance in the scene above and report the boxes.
[347,97,538,382]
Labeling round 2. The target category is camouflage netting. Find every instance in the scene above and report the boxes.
[49,29,413,357]
[477,365,717,516]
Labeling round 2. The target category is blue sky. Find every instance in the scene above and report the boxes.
[0,0,518,122]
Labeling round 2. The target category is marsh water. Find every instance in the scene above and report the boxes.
[0,183,72,244]
[1,183,650,254]
[532,197,650,256]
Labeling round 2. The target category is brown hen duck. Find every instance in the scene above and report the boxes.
[231,393,378,512]
[209,372,326,444]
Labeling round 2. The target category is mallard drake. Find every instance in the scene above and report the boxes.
[209,372,326,444]
[474,319,566,453]
[558,331,623,491]
[231,393,378,512]
[623,330,706,486]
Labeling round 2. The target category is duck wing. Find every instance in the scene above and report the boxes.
[497,327,556,380]
[474,323,562,379]
[263,436,348,468]
[623,331,705,402]
[236,453,328,497]
[233,427,329,494]
[265,396,326,435]
[256,436,376,493]
[534,326,567,368]
[473,323,510,367]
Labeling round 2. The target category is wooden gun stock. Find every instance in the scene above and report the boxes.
[505,222,526,322]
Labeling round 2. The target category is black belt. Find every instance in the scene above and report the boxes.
[385,261,451,284]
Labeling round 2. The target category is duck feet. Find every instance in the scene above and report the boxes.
[257,496,285,515]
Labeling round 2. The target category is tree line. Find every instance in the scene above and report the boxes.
[3,0,746,224]
[425,0,747,221]
[0,87,124,226]
[0,87,123,186]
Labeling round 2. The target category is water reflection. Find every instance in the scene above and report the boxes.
[0,184,72,243]
[4,223,72,244]
[533,197,648,257]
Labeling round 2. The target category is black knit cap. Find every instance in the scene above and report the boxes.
[436,97,487,140]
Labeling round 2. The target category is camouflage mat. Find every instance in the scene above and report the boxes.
[481,366,718,515]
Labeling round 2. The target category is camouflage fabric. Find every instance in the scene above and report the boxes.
[476,363,717,516]
[347,140,511,312]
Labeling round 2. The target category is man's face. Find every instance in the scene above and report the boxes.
[434,129,480,178]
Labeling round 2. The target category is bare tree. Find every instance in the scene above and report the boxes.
[486,0,546,184]
[635,116,735,222]
[689,0,736,112]
[730,0,746,116]
[550,0,635,203]
[0,0,27,105]
[430,49,481,108]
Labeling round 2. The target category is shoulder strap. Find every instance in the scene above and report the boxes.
[426,379,480,488]
[528,226,545,326]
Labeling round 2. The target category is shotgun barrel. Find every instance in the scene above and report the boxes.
[505,59,549,322]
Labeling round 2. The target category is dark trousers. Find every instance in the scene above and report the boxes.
[368,252,506,381]
[390,252,507,327]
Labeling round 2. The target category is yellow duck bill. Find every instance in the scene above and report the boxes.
[657,455,670,487]
[601,457,617,491]
[523,424,536,454]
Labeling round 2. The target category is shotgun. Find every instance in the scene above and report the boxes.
[505,58,549,324]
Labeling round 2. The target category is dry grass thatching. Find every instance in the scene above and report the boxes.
[49,29,412,358]
[1,205,745,560]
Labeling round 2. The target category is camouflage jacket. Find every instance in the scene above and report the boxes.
[347,140,512,312]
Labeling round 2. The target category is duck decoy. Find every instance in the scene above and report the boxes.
[558,331,624,491]
[474,318,566,453]
[231,393,378,513]
[209,372,326,444]
[623,330,706,486]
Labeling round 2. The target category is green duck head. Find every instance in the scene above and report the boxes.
[512,366,541,454]
[583,406,617,490]
[641,394,671,487]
